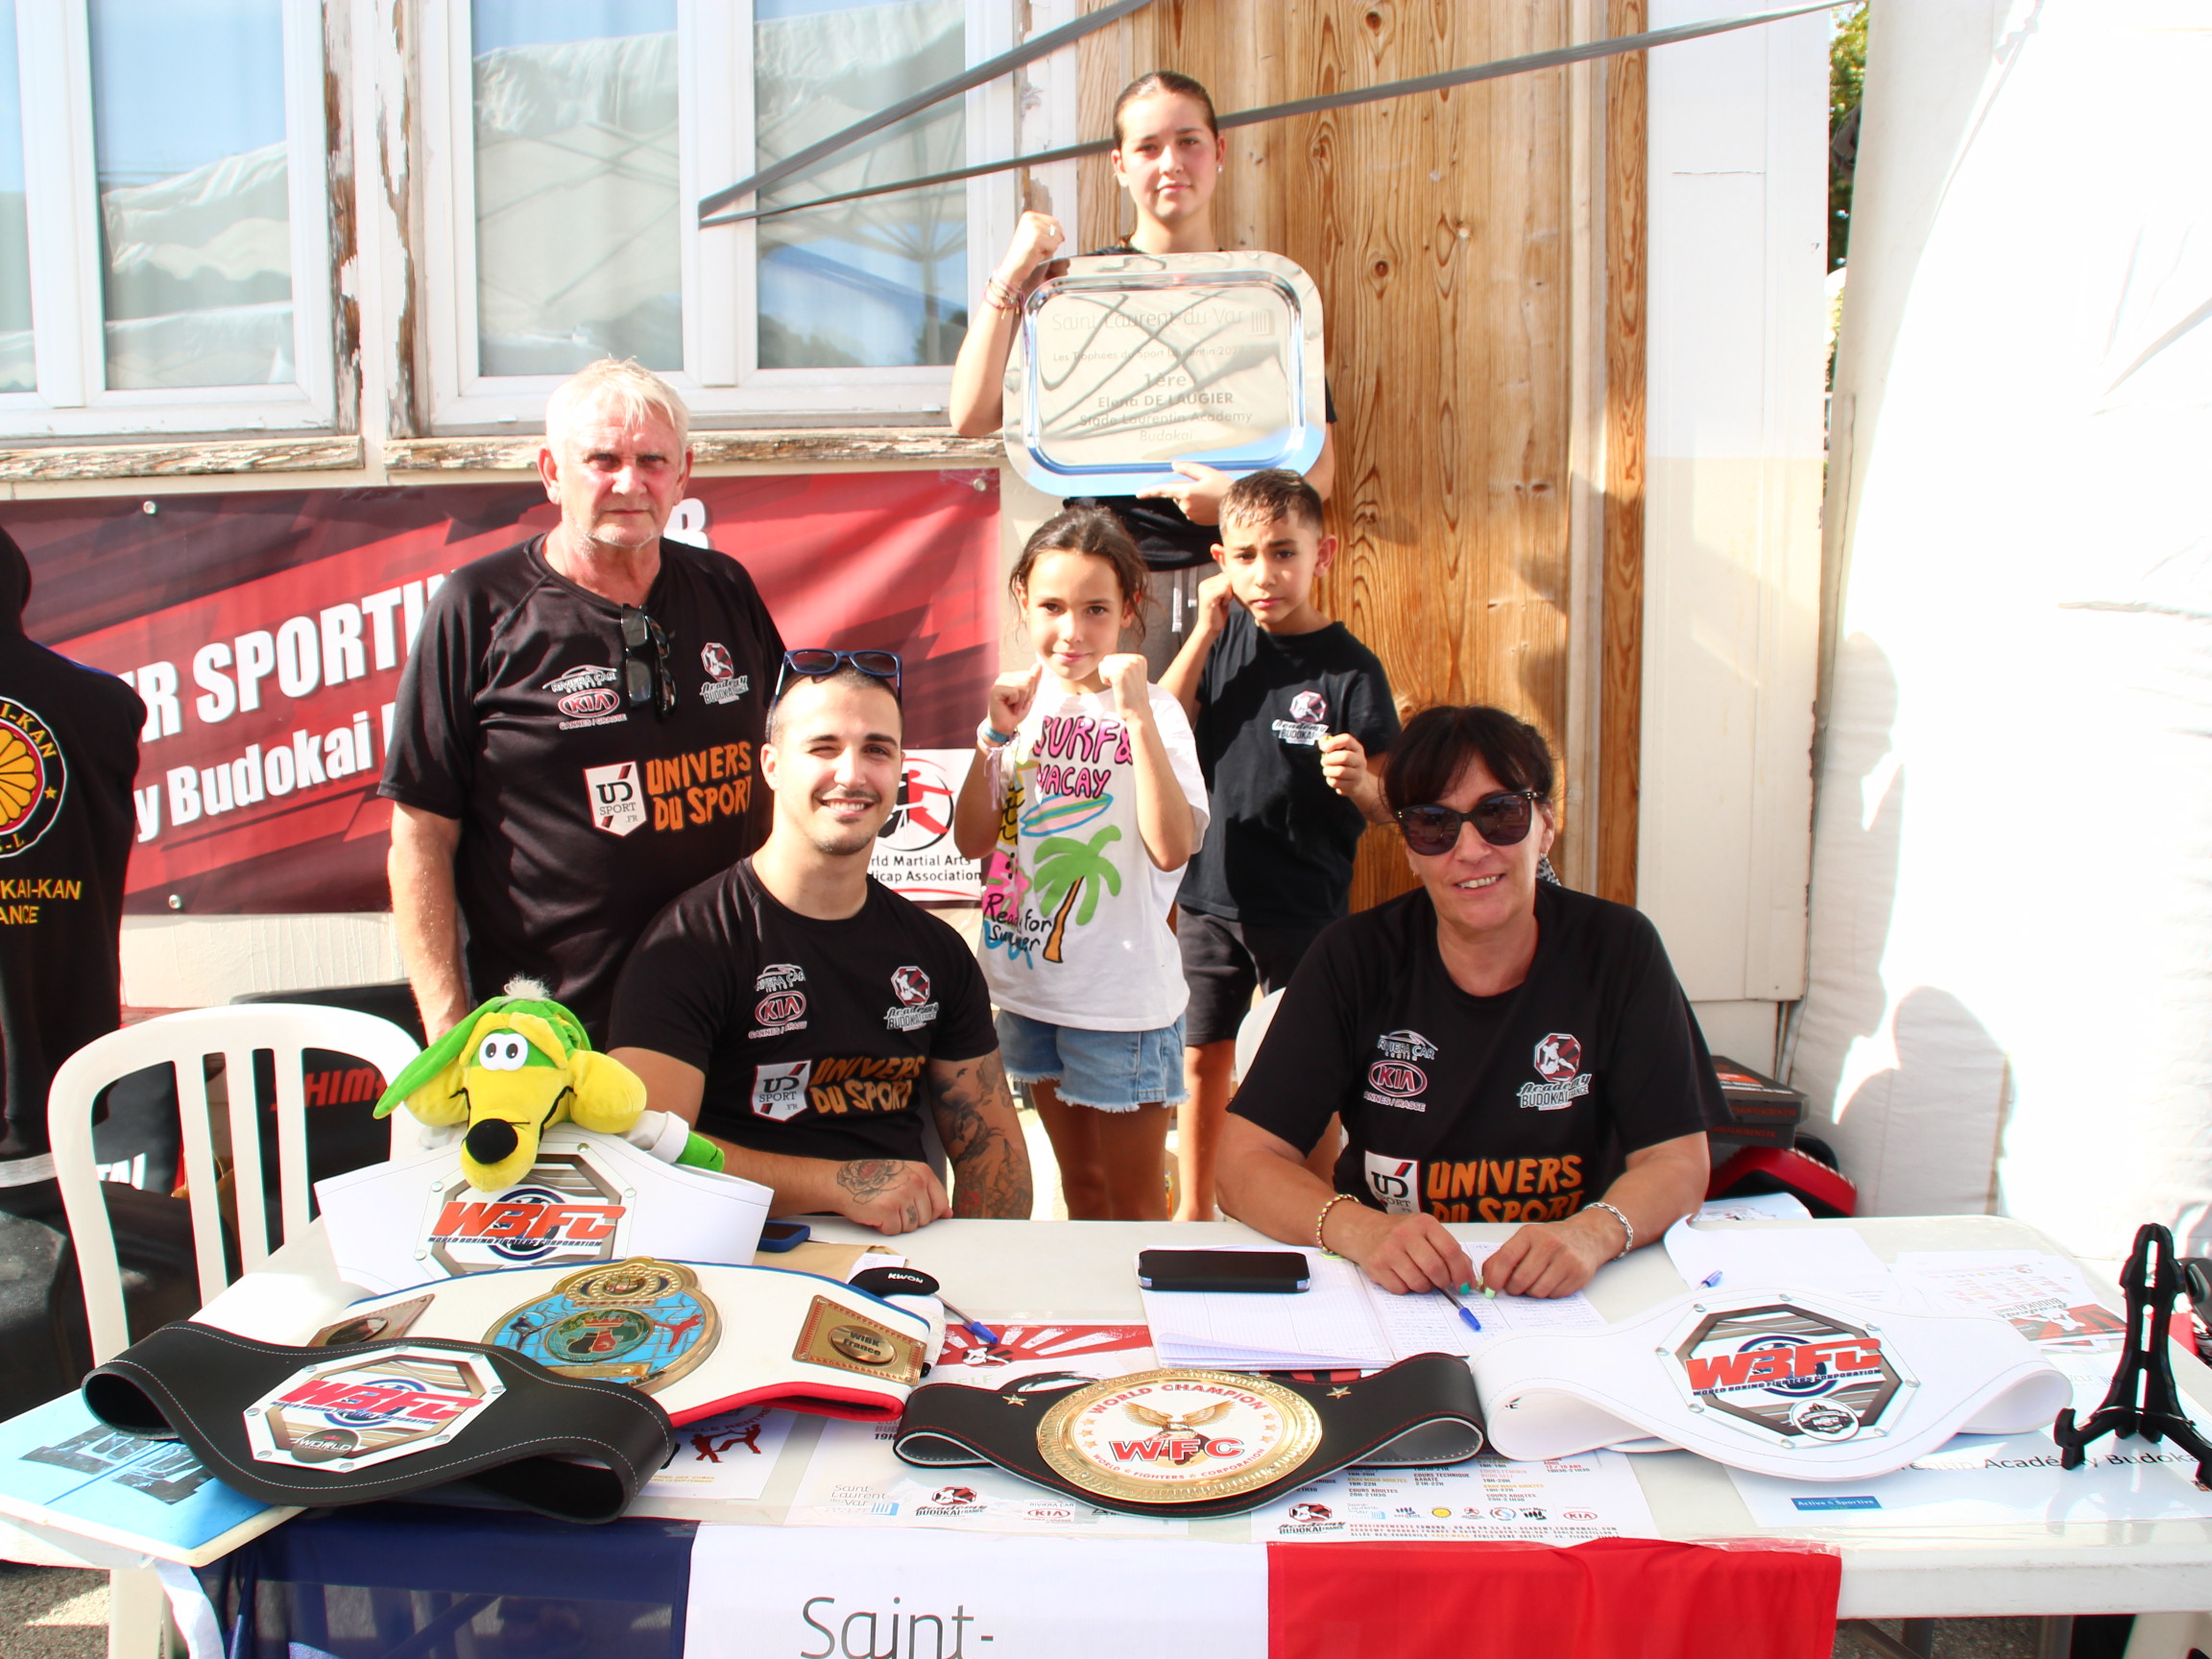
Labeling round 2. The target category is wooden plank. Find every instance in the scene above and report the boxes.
[383,431,1001,472]
[1597,0,1646,906]
[323,0,361,438]
[0,437,365,484]
[1046,1,1586,914]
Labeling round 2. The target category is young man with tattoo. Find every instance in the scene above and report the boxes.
[610,661,1032,1233]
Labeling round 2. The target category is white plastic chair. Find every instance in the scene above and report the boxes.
[48,1003,421,1366]
[1232,987,1286,1083]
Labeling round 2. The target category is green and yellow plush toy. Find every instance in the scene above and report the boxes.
[374,979,725,1192]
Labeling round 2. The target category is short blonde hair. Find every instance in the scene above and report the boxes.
[543,358,691,456]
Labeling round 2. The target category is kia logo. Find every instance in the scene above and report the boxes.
[1367,1061,1426,1096]
[755,993,806,1024]
[559,689,620,718]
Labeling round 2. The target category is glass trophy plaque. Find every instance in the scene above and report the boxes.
[1001,250,1327,494]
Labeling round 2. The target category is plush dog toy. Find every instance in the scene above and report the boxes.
[373,979,724,1192]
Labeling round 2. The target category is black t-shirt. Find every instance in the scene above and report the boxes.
[1069,244,1336,572]
[607,861,998,1166]
[379,536,782,1039]
[1233,883,1722,1223]
[1179,609,1398,925]
[0,530,143,1158]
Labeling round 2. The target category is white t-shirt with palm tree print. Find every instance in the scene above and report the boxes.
[974,681,1210,1031]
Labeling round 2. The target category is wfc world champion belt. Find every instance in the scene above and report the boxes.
[894,1354,1484,1519]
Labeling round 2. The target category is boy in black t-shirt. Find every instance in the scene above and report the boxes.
[609,663,1031,1234]
[1160,470,1400,1220]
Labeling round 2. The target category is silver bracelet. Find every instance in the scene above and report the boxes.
[1587,1200,1634,1260]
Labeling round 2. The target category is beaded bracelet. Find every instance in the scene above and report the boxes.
[983,273,1024,314]
[1313,1192,1358,1253]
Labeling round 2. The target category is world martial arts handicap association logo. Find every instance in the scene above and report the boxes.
[0,697,62,857]
[244,1347,504,1472]
[489,1259,719,1394]
[1661,1298,1911,1450]
[1039,1370,1321,1504]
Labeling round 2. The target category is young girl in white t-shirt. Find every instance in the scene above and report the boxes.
[952,508,1209,1220]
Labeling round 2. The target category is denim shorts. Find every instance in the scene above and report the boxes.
[995,1010,1188,1111]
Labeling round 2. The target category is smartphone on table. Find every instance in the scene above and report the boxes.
[1136,1248,1310,1293]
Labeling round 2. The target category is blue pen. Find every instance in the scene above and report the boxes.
[940,1297,998,1345]
[1438,1284,1482,1335]
[1700,1270,1724,1288]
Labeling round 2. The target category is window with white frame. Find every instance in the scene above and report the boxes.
[0,0,332,440]
[419,0,1020,431]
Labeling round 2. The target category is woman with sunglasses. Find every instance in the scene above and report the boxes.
[1214,706,1720,1298]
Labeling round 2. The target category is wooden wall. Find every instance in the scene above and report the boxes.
[1074,0,1646,908]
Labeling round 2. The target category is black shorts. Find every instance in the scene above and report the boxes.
[1178,909,1333,1048]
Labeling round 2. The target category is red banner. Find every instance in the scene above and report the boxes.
[20,470,998,913]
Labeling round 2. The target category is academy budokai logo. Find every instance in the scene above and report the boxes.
[0,697,63,857]
[1517,1032,1591,1111]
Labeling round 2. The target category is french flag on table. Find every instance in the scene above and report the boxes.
[185,1505,1840,1658]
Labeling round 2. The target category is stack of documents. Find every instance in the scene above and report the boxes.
[1138,1245,1604,1371]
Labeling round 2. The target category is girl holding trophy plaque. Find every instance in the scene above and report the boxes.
[950,72,1338,661]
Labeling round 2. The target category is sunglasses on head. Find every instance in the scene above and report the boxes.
[774,647,903,701]
[1395,790,1542,856]
[620,606,675,720]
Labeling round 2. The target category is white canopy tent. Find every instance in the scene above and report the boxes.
[1792,0,2212,1258]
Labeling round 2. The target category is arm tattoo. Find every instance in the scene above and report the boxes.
[929,1051,1033,1220]
[836,1159,904,1201]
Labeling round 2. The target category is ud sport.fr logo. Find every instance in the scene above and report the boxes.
[1517,1032,1592,1111]
[1270,688,1329,748]
[884,966,939,1032]
[584,761,645,836]
[1363,1150,1420,1213]
[699,641,751,707]
[1361,1061,1428,1114]
[752,1060,813,1123]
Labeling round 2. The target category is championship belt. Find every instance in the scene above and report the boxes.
[1474,1286,2073,1480]
[286,1258,932,1425]
[81,1322,673,1524]
[892,1353,1485,1518]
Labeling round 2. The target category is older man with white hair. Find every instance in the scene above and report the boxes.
[381,358,783,1041]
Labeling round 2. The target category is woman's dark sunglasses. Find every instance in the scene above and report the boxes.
[775,647,902,700]
[1395,790,1541,856]
[620,606,675,719]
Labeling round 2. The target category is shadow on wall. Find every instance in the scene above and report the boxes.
[1799,633,2012,1214]
[1796,632,1904,1094]
[1838,985,2010,1216]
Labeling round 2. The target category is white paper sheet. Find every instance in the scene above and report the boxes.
[1141,1244,1603,1370]
[1728,1350,2212,1528]
[1890,1252,2128,1351]
[1662,1218,1890,1297]
[783,1417,1189,1537]
[640,1405,795,1503]
[1697,1192,1814,1223]
[1255,1451,1656,1543]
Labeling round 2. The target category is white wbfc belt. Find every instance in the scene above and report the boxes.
[1475,1287,2072,1480]
[211,1258,937,1427]
[315,1126,772,1295]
